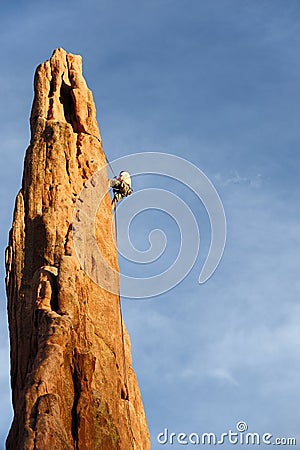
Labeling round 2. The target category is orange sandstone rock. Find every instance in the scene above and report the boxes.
[5,48,150,450]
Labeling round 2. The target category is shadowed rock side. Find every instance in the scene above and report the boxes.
[5,48,150,450]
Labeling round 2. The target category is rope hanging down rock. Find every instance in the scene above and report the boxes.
[114,207,135,450]
[105,151,134,447]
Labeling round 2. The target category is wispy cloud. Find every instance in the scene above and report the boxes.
[214,171,263,188]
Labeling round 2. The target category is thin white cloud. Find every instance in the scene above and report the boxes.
[214,171,263,188]
[209,367,239,386]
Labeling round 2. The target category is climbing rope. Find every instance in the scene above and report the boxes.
[114,202,135,450]
[105,154,117,178]
[105,150,134,448]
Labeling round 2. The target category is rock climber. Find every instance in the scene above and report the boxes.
[110,171,132,210]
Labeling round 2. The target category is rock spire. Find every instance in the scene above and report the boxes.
[5,48,150,450]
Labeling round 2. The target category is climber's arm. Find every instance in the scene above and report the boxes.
[109,178,121,190]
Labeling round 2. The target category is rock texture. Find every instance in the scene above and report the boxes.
[5,48,150,450]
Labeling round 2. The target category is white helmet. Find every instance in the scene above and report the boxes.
[119,171,131,187]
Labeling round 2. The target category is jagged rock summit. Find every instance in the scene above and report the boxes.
[5,48,150,450]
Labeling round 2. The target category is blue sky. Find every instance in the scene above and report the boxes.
[1,0,300,448]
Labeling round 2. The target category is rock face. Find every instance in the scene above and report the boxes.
[5,48,150,450]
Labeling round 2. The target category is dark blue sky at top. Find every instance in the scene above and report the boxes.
[2,1,300,188]
[1,0,300,448]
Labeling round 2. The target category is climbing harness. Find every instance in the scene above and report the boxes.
[112,181,132,202]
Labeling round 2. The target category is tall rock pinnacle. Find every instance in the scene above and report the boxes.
[5,48,150,450]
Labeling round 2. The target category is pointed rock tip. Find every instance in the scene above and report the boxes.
[50,47,82,62]
[49,48,84,80]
